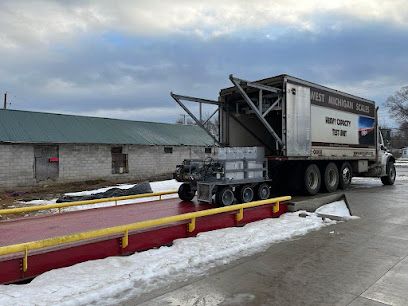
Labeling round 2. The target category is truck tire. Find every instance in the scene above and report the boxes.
[304,163,321,195]
[339,162,352,189]
[381,160,396,185]
[322,162,339,193]
[256,183,271,200]
[216,187,235,206]
[178,183,195,201]
[236,185,254,203]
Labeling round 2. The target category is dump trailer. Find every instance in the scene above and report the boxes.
[172,74,396,204]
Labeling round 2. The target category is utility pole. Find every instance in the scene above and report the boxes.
[3,92,7,109]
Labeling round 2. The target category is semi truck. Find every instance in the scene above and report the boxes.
[171,74,396,206]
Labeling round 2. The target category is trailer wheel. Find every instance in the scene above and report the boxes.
[236,185,254,203]
[304,164,321,195]
[256,183,271,200]
[339,162,352,189]
[381,160,396,185]
[216,187,235,206]
[322,162,339,193]
[178,183,195,201]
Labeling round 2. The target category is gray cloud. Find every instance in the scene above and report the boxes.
[0,2,407,125]
[2,0,408,46]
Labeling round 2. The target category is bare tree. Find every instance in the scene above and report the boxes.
[203,114,219,137]
[385,86,408,149]
[391,123,408,149]
[386,86,408,123]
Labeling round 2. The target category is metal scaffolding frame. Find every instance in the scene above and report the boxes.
[229,75,283,148]
[171,74,285,151]
[170,92,221,146]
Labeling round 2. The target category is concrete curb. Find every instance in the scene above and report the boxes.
[286,192,351,214]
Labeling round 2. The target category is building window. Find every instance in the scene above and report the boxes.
[205,147,212,154]
[164,147,173,154]
[111,146,128,174]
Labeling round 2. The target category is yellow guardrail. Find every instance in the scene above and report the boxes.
[0,195,290,272]
[0,190,178,216]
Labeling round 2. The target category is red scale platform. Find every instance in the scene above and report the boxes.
[0,198,287,284]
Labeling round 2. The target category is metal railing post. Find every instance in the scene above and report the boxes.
[273,202,280,214]
[188,218,196,233]
[236,208,244,222]
[23,247,28,272]
[122,230,129,249]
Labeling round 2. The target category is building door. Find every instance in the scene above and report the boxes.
[111,146,128,174]
[34,145,59,181]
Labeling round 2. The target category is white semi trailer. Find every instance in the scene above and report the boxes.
[172,74,396,204]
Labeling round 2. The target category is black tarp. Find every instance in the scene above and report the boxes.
[56,182,153,203]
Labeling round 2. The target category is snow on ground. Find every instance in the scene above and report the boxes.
[395,159,408,167]
[0,206,345,306]
[16,179,182,212]
[18,199,57,206]
[352,173,408,185]
[351,177,381,185]
[316,200,350,217]
[350,162,408,184]
[315,200,359,220]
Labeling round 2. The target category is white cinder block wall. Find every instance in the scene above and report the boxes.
[0,144,36,189]
[0,143,214,190]
[59,145,112,181]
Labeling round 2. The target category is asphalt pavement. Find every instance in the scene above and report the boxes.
[125,164,408,306]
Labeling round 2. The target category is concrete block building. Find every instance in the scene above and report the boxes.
[0,109,214,190]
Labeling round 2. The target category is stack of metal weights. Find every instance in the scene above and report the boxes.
[215,146,265,180]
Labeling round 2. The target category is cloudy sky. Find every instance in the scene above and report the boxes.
[1,1,407,125]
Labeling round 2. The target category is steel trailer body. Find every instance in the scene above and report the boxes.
[220,75,377,159]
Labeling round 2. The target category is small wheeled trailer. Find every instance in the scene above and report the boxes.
[174,147,272,206]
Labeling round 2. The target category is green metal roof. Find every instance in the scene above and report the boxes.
[0,109,214,146]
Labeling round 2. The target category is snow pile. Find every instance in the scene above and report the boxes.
[17,179,182,211]
[0,207,347,306]
[20,199,57,205]
[315,200,358,220]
